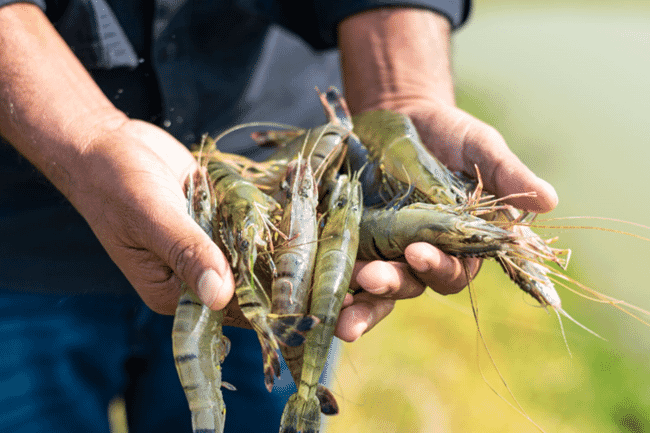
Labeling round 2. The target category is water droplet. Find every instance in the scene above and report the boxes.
[163,119,171,128]
[169,107,175,112]
[183,132,196,143]
[138,58,145,64]
[117,89,123,94]
[176,116,183,124]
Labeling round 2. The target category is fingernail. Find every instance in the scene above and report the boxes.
[537,176,559,207]
[198,269,223,308]
[352,321,368,340]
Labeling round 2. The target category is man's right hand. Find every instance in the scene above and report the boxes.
[0,4,236,317]
[68,119,237,315]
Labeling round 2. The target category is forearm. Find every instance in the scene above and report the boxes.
[338,8,455,113]
[338,5,558,214]
[0,3,127,201]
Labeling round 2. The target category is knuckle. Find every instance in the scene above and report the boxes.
[167,236,204,282]
[468,121,506,147]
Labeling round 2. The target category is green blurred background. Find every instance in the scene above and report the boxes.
[327,1,650,432]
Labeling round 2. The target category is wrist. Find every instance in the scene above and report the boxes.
[338,8,455,114]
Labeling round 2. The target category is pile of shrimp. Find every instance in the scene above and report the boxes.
[172,88,650,433]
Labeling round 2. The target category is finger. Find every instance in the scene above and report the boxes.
[461,119,558,213]
[351,260,427,300]
[342,293,355,308]
[404,243,480,295]
[335,293,395,342]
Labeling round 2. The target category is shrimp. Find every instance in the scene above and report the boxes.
[172,168,233,433]
[194,135,291,198]
[279,173,363,433]
[205,155,314,392]
[356,202,518,261]
[270,90,353,316]
[349,109,469,207]
[271,157,320,330]
[349,109,600,330]
[249,88,352,190]
[271,154,339,417]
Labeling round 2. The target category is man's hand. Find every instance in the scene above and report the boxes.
[0,4,235,317]
[67,119,237,315]
[334,8,559,342]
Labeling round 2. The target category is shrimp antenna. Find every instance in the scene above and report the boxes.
[503,249,650,329]
[557,307,604,340]
[518,222,650,243]
[211,121,303,148]
[553,308,573,358]
[465,261,547,433]
[535,216,650,232]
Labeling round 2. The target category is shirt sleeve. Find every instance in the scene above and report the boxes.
[241,0,471,50]
[318,0,471,34]
[0,0,46,10]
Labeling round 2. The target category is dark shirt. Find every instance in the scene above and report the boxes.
[0,0,471,294]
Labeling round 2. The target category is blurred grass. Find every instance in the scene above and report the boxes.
[328,1,650,432]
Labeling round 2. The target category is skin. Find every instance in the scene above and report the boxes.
[0,5,557,341]
[336,9,558,341]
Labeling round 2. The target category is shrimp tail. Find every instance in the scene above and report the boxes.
[316,385,339,416]
[281,345,339,416]
[279,394,321,433]
[268,313,320,347]
[254,327,281,394]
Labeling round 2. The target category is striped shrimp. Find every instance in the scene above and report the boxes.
[271,156,320,338]
[279,173,363,433]
[349,109,468,207]
[356,202,518,262]
[271,154,339,417]
[205,155,315,392]
[172,168,233,433]
[207,156,322,390]
[348,108,613,325]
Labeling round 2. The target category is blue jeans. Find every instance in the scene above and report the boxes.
[0,291,299,433]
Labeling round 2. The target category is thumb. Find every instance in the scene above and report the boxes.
[409,104,559,213]
[145,205,235,314]
[461,119,559,213]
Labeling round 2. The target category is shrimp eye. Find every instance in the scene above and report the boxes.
[469,234,483,243]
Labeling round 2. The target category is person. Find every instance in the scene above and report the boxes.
[0,1,559,432]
